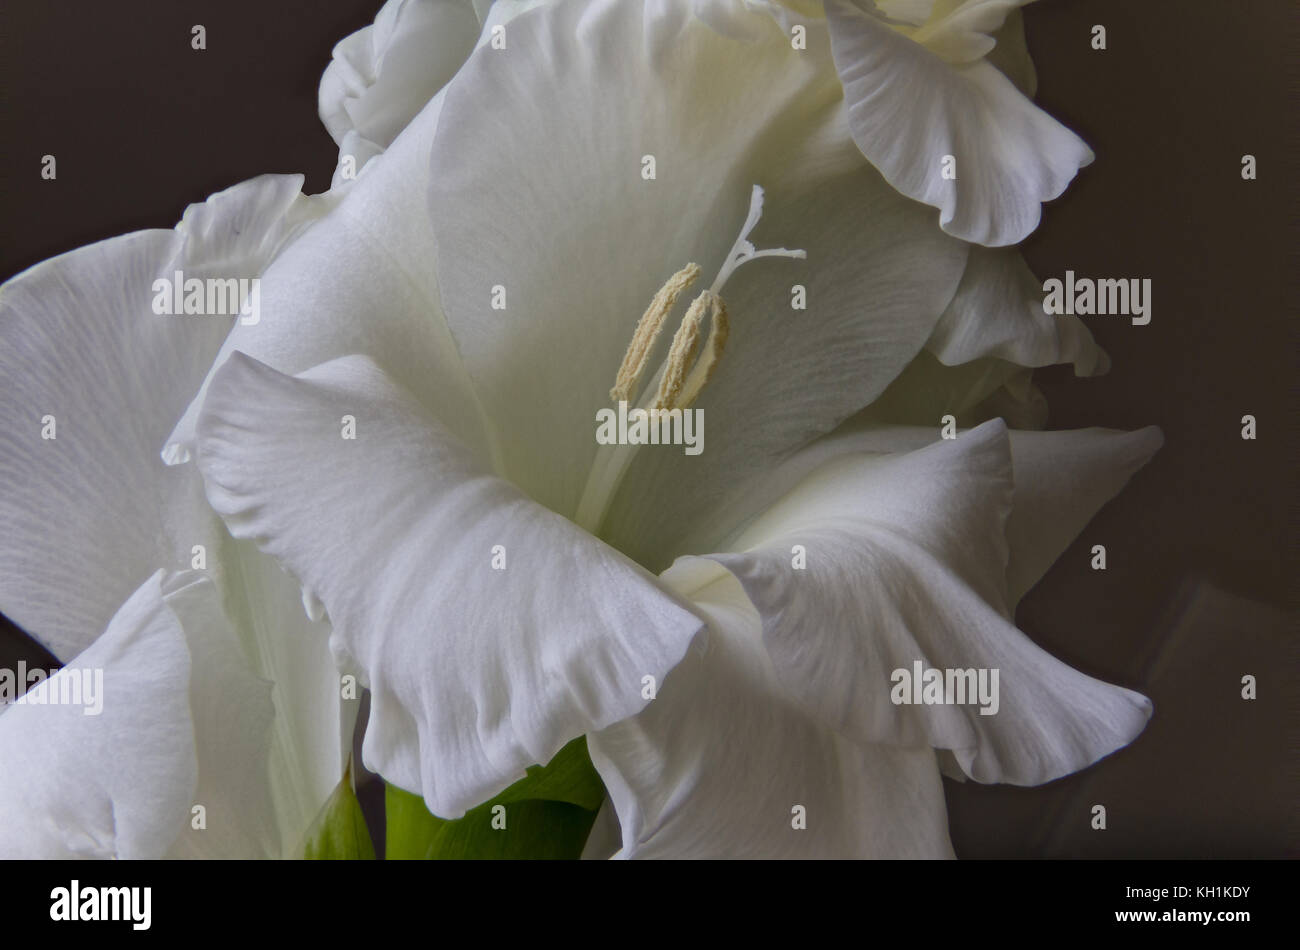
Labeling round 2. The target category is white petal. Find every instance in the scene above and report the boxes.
[847,245,1107,432]
[876,0,937,26]
[330,131,386,191]
[318,0,482,175]
[0,174,350,854]
[194,352,704,818]
[0,573,191,858]
[0,174,313,661]
[0,571,276,859]
[926,245,1108,375]
[684,419,1162,603]
[910,0,1032,64]
[164,93,494,472]
[589,558,954,858]
[207,540,355,858]
[964,366,1048,429]
[475,0,553,46]
[851,350,1028,429]
[826,0,1093,246]
[1002,425,1165,605]
[159,572,280,859]
[701,421,1154,785]
[426,0,966,559]
[176,173,330,278]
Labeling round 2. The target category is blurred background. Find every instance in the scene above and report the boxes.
[0,0,1294,857]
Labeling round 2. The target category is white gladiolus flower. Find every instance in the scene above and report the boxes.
[822,0,1096,246]
[0,0,1158,859]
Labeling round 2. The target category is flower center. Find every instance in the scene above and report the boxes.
[609,264,728,413]
[574,184,805,537]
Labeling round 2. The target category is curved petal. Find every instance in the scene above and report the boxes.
[0,571,276,859]
[319,0,483,178]
[588,557,954,858]
[164,92,495,473]
[875,0,935,22]
[962,366,1049,429]
[194,352,705,818]
[329,131,386,190]
[700,420,1154,785]
[849,350,1027,428]
[476,0,555,44]
[925,245,1108,376]
[908,0,1032,64]
[159,573,281,859]
[0,174,351,855]
[816,246,1105,433]
[176,173,334,280]
[678,418,1163,605]
[1001,424,1165,604]
[427,0,968,550]
[0,174,316,662]
[205,540,355,858]
[826,0,1093,246]
[0,572,191,858]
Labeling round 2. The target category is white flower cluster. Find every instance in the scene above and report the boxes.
[0,0,1159,859]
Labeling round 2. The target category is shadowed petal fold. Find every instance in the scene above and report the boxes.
[926,245,1108,376]
[699,421,1154,785]
[589,558,953,858]
[0,572,277,859]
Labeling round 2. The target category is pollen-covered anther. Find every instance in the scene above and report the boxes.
[607,184,801,412]
[609,262,700,403]
[655,291,728,411]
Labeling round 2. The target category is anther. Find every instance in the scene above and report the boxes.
[608,185,803,412]
[609,262,700,403]
[654,291,728,411]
